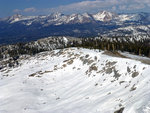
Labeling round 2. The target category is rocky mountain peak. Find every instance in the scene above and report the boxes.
[93,10,117,21]
[8,14,23,22]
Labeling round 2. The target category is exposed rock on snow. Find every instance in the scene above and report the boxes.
[0,48,150,113]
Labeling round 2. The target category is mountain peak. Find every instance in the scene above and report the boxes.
[82,12,92,18]
[10,14,23,19]
[8,14,23,23]
[50,12,63,18]
[93,10,117,22]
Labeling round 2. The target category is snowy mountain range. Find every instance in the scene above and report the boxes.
[4,11,150,24]
[1,11,150,44]
[0,47,150,113]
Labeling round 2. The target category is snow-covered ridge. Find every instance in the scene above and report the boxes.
[0,48,150,113]
[8,14,38,24]
[107,25,150,36]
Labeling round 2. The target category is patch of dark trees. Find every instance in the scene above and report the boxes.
[0,36,150,61]
[68,37,150,57]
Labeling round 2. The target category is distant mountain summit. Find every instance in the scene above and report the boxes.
[93,11,117,21]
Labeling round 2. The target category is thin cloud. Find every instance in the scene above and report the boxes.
[13,7,37,14]
[49,0,119,13]
[13,9,21,13]
[24,7,36,13]
[47,0,150,14]
[127,4,145,10]
[12,0,150,16]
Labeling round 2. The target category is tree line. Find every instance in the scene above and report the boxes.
[67,36,150,57]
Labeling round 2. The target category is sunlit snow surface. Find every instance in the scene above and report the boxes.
[0,48,150,113]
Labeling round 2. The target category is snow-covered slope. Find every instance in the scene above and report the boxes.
[0,48,150,113]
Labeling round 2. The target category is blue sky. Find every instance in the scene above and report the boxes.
[0,0,150,17]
